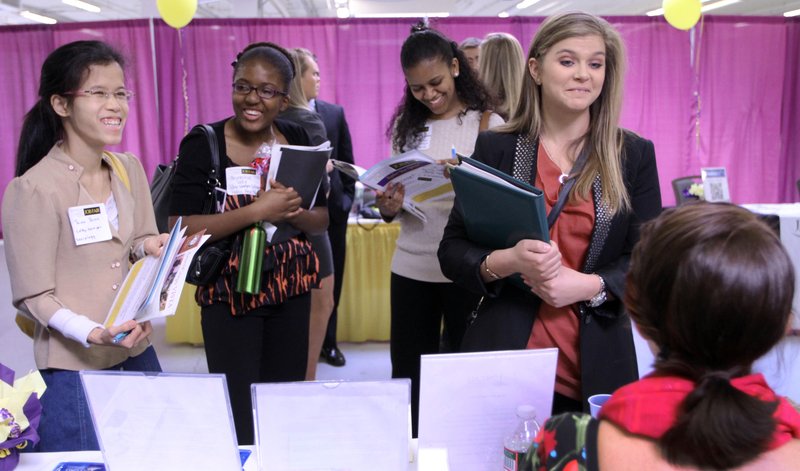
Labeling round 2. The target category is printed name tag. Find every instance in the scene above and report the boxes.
[225,166,261,195]
[417,126,432,150]
[67,203,113,246]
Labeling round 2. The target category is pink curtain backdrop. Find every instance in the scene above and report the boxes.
[1,16,799,236]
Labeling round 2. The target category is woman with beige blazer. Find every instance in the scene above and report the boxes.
[1,40,167,452]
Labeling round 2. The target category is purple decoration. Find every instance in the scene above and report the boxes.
[0,363,43,471]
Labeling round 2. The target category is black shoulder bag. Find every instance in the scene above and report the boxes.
[149,124,231,286]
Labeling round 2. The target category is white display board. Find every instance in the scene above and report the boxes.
[418,348,558,471]
[252,379,411,471]
[80,371,241,471]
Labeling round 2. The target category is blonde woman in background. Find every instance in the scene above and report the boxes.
[478,32,526,121]
[279,48,336,381]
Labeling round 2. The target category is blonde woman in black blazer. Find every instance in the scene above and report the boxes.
[438,12,662,415]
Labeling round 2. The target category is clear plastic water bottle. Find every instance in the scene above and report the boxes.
[503,404,540,471]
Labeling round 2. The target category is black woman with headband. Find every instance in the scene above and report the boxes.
[168,41,328,445]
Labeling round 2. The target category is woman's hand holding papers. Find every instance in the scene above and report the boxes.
[436,158,459,178]
[88,319,153,348]
[377,182,405,221]
[143,233,170,257]
[251,179,303,223]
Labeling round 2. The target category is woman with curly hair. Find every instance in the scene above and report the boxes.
[378,23,504,436]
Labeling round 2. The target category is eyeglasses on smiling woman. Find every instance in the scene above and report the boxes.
[232,82,288,100]
[64,87,135,102]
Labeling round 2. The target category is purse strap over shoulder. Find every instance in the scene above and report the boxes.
[198,124,222,214]
[104,151,131,191]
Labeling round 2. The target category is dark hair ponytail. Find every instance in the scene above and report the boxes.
[16,40,124,176]
[16,100,62,176]
[386,23,491,152]
[655,368,778,469]
[626,203,794,469]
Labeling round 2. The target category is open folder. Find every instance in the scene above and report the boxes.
[449,156,549,248]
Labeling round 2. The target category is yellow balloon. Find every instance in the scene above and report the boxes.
[663,0,702,31]
[157,0,198,29]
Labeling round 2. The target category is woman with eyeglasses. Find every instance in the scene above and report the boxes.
[2,40,167,451]
[168,41,327,445]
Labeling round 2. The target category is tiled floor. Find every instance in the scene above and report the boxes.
[0,316,393,382]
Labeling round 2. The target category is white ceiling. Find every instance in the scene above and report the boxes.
[1,0,799,25]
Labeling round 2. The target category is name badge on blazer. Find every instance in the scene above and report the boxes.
[67,203,113,246]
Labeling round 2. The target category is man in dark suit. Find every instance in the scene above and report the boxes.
[301,49,356,367]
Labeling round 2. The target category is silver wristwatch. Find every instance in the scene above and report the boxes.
[587,275,607,308]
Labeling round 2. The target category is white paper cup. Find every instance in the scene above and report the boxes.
[588,393,612,418]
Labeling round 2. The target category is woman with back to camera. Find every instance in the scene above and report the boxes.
[168,42,327,445]
[527,203,800,470]
[2,40,167,451]
[379,23,504,436]
[478,32,526,121]
[438,12,662,414]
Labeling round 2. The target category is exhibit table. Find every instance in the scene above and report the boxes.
[17,443,424,470]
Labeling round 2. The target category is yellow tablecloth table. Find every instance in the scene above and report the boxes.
[165,220,400,344]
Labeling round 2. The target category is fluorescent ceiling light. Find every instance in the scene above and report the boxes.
[785,8,800,17]
[515,0,541,9]
[353,11,449,18]
[20,10,57,24]
[498,11,510,18]
[62,0,101,13]
[701,0,740,12]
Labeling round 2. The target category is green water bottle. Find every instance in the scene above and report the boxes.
[235,223,266,294]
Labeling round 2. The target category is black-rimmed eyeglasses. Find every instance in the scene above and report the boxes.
[232,83,287,100]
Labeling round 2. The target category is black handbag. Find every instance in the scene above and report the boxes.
[149,124,230,286]
[150,162,177,234]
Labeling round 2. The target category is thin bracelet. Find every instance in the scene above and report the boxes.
[483,254,502,280]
